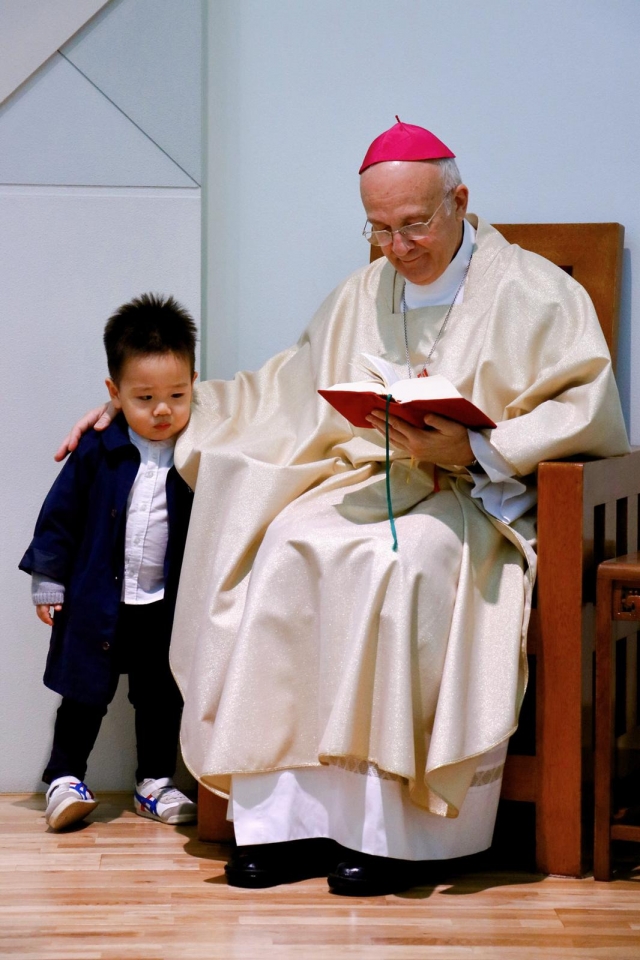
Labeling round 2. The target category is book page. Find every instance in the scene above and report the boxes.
[360,353,404,388]
[391,375,462,403]
[322,379,388,395]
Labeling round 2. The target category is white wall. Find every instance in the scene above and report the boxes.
[204,0,639,444]
[0,0,110,103]
[1,187,200,792]
[1,0,202,792]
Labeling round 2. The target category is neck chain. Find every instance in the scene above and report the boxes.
[400,255,473,379]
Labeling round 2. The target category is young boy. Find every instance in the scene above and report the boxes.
[20,293,198,831]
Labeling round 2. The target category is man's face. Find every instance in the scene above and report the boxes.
[360,161,469,285]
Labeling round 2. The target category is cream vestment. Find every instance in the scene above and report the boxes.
[171,216,629,841]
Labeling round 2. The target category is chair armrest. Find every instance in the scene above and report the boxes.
[538,448,640,598]
[538,447,640,504]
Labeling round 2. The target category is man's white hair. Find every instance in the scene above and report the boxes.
[431,158,462,211]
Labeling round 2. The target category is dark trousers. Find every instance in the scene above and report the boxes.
[43,601,183,785]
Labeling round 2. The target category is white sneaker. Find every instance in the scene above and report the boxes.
[45,776,99,830]
[134,777,197,824]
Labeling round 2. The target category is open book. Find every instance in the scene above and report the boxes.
[318,354,496,430]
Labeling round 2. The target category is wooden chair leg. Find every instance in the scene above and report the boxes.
[594,576,614,881]
[536,462,585,876]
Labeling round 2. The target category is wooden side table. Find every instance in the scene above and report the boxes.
[594,552,640,881]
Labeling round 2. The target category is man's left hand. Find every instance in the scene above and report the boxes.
[365,410,475,466]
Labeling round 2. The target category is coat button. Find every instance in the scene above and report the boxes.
[102,641,110,651]
[111,508,118,518]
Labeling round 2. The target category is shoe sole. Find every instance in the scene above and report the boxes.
[328,872,411,897]
[225,862,332,889]
[46,798,98,831]
[134,805,197,825]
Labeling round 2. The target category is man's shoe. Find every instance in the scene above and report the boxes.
[45,776,99,830]
[328,851,418,896]
[134,777,197,824]
[225,839,338,888]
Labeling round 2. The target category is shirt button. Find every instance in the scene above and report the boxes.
[102,641,110,651]
[111,508,117,518]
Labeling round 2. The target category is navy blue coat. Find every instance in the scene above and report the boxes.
[20,415,193,706]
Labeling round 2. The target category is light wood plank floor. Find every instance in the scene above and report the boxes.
[1,793,640,960]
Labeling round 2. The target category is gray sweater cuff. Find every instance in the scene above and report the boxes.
[32,574,65,606]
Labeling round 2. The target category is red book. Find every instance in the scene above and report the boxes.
[318,372,495,431]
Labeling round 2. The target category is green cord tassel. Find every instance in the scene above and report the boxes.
[384,394,398,551]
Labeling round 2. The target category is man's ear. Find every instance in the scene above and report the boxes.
[192,371,198,384]
[453,183,469,221]
[105,378,122,409]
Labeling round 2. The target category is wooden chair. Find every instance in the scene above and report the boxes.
[486,223,639,877]
[199,222,640,876]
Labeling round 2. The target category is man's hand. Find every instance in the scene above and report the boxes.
[36,603,63,626]
[365,410,475,466]
[54,403,114,462]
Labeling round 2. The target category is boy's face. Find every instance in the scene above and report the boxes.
[106,352,196,442]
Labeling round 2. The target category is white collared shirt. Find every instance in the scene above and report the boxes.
[403,219,475,308]
[122,428,176,604]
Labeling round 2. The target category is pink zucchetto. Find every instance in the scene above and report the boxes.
[359,117,455,174]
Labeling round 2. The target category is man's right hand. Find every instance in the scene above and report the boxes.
[54,403,115,461]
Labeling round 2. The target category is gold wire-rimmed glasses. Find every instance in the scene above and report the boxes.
[362,193,450,246]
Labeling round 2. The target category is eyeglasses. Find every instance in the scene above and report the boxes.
[362,194,450,247]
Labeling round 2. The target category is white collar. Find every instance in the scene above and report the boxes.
[128,426,176,455]
[403,219,476,309]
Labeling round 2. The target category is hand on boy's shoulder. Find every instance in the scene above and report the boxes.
[52,411,122,484]
[54,403,114,462]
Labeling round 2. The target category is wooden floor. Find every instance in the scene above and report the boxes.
[2,794,640,960]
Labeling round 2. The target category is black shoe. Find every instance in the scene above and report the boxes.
[225,838,338,888]
[328,851,418,896]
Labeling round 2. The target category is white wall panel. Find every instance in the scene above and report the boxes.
[0,0,110,104]
[0,185,201,791]
[0,53,194,187]
[64,0,202,183]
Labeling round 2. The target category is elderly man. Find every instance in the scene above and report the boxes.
[63,120,629,895]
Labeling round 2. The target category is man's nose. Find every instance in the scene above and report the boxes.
[391,230,412,255]
[153,400,171,417]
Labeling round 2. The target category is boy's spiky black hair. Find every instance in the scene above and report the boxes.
[104,293,197,383]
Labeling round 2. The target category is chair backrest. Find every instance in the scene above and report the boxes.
[369,222,624,369]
